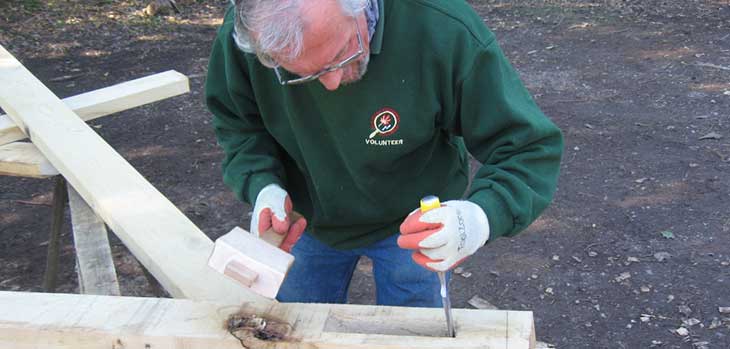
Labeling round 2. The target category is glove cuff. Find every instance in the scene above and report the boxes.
[454,200,491,249]
[256,183,284,203]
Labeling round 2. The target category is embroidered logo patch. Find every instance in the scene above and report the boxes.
[368,108,399,138]
[365,107,404,146]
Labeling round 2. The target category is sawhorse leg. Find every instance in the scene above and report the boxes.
[43,176,162,296]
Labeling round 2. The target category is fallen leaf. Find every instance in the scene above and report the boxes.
[569,22,592,29]
[679,305,693,316]
[615,272,632,282]
[699,132,722,140]
[654,252,671,261]
[535,341,555,349]
[693,341,710,349]
[683,318,701,327]
[675,327,689,336]
[467,295,499,310]
[709,317,722,329]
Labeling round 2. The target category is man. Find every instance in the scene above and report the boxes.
[205,0,563,306]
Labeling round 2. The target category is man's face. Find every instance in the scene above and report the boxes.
[276,1,371,91]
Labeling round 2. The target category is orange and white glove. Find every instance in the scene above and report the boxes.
[398,200,490,272]
[250,184,306,252]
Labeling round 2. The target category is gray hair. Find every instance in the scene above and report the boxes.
[231,0,369,67]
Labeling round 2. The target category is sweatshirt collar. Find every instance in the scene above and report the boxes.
[368,0,385,55]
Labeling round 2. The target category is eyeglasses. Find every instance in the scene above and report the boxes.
[273,20,364,86]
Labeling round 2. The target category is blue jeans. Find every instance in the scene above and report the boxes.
[277,232,448,307]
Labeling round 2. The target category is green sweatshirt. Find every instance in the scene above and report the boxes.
[205,0,563,250]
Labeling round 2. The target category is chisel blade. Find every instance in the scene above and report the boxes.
[438,271,455,337]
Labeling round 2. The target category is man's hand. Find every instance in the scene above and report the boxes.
[398,200,490,271]
[250,184,307,252]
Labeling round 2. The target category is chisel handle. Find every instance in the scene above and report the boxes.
[419,195,456,337]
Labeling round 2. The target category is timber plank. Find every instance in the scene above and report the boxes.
[0,44,261,304]
[0,142,58,178]
[0,70,189,146]
[67,185,121,296]
[0,291,536,349]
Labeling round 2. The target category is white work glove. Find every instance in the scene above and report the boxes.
[398,200,490,271]
[250,184,306,252]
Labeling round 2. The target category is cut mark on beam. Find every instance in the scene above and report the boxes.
[0,142,58,178]
[323,311,448,337]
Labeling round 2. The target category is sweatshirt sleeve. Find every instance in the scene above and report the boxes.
[454,39,563,240]
[204,18,285,205]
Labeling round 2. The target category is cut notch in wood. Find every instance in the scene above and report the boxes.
[0,141,58,178]
[323,310,452,337]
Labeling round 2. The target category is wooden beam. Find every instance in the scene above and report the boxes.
[0,70,189,177]
[67,185,121,296]
[0,44,261,304]
[0,141,58,178]
[0,291,536,348]
[0,70,189,146]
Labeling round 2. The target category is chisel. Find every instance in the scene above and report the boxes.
[420,195,456,337]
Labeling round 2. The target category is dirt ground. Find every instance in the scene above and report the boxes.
[1,0,729,347]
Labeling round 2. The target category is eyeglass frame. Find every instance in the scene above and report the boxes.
[273,20,364,86]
